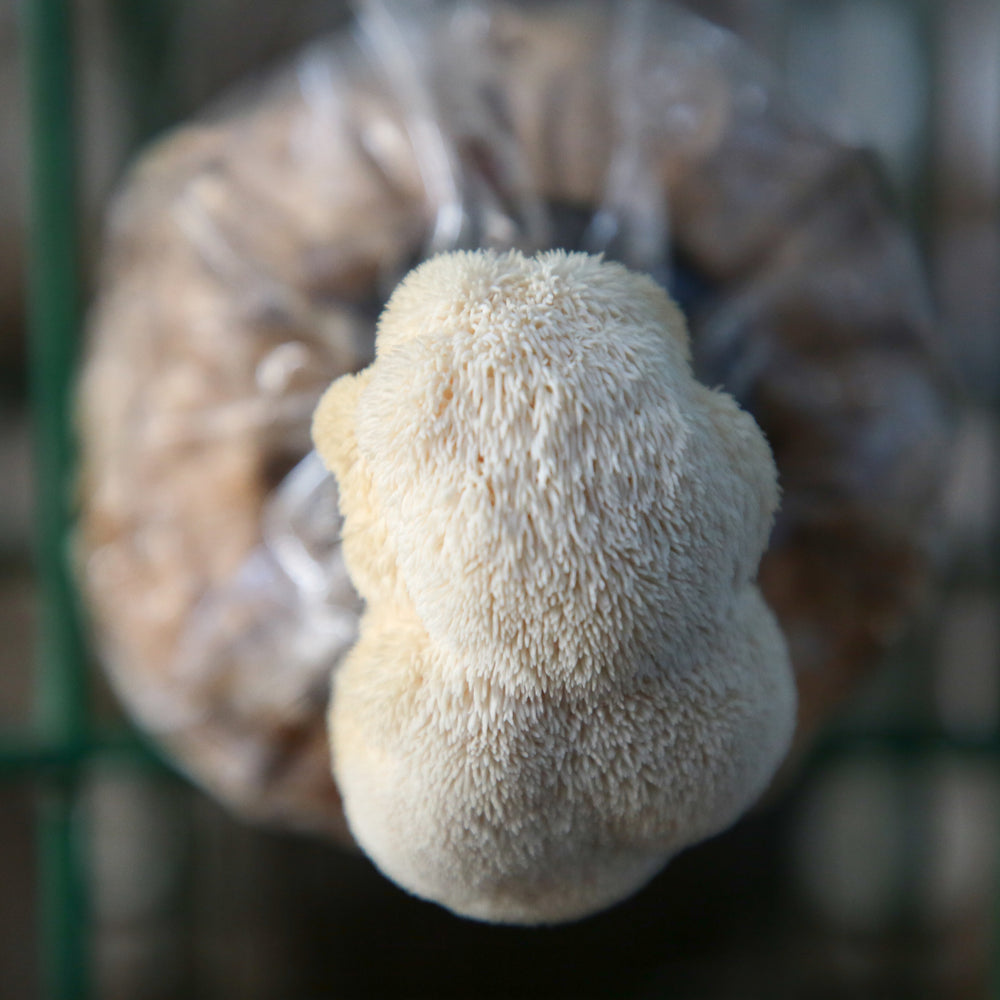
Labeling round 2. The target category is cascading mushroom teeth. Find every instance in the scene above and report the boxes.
[312,249,796,924]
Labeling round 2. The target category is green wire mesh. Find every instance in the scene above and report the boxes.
[8,1,1000,998]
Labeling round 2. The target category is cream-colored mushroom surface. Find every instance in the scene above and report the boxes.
[312,249,796,924]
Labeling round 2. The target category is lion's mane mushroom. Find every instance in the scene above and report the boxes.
[312,249,796,924]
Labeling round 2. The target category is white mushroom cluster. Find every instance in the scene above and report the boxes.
[312,250,795,924]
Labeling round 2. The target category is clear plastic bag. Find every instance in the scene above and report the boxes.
[77,0,950,835]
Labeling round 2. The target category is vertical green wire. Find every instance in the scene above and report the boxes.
[21,0,91,998]
[110,0,180,140]
[22,0,87,734]
[906,0,939,253]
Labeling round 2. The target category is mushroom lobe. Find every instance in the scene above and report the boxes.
[312,249,795,924]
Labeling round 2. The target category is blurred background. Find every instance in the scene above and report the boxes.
[3,0,999,997]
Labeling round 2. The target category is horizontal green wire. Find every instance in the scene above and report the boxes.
[2,725,993,787]
[0,732,165,779]
[808,727,1000,766]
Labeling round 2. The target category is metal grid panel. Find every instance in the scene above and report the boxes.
[8,1,1000,997]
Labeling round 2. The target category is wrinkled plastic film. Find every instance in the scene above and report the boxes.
[76,0,950,835]
[583,0,670,281]
[353,0,556,255]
